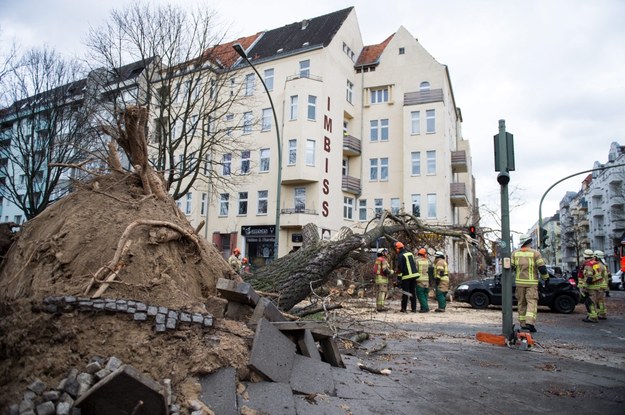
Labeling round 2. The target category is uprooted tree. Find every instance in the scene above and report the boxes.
[246,213,473,311]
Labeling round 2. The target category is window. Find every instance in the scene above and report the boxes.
[288,139,297,165]
[264,68,274,91]
[374,198,383,215]
[299,59,310,78]
[346,80,353,103]
[391,198,400,215]
[411,194,421,217]
[427,193,437,218]
[219,193,229,216]
[203,155,210,175]
[238,192,248,215]
[201,193,207,215]
[306,140,315,166]
[307,95,316,120]
[260,149,270,172]
[257,190,268,214]
[185,193,192,215]
[343,197,354,220]
[241,150,250,174]
[369,158,388,181]
[427,150,436,175]
[399,47,405,55]
[370,119,389,142]
[229,77,235,97]
[222,153,231,176]
[210,79,217,99]
[358,199,367,221]
[243,111,253,134]
[370,87,389,104]
[294,187,306,211]
[261,108,272,131]
[342,158,348,176]
[411,111,420,135]
[426,109,436,133]
[290,95,298,120]
[420,81,430,91]
[245,73,255,96]
[411,152,421,175]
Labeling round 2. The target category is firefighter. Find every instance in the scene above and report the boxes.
[415,248,430,313]
[594,250,608,320]
[394,242,419,313]
[512,235,549,333]
[433,251,450,312]
[579,249,599,323]
[228,248,242,272]
[373,248,394,312]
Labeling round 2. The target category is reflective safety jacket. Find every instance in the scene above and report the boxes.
[396,249,418,280]
[590,260,606,290]
[416,256,430,287]
[578,259,597,290]
[374,256,394,284]
[434,258,450,292]
[512,247,548,287]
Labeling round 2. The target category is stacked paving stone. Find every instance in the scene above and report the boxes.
[41,296,214,332]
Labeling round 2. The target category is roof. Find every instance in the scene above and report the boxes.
[237,7,353,65]
[355,34,394,67]
[202,33,262,69]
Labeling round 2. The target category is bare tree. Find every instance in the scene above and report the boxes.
[85,1,252,200]
[0,47,91,219]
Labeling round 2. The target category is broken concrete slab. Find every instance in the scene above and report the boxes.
[296,329,321,360]
[289,354,335,396]
[270,320,334,339]
[248,297,287,327]
[239,382,296,415]
[198,367,238,415]
[73,365,167,415]
[216,278,260,306]
[249,318,295,383]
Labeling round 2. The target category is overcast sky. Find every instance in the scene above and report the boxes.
[2,0,624,239]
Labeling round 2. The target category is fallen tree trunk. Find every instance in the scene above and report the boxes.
[246,213,469,311]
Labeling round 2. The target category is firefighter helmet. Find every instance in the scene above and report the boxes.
[377,248,388,256]
[594,250,604,259]
[242,257,248,264]
[583,249,594,258]
[394,241,404,250]
[418,248,427,256]
[233,248,241,255]
[435,251,445,258]
[519,235,532,246]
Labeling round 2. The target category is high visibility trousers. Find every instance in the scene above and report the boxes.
[435,288,447,310]
[416,284,429,311]
[400,278,417,312]
[516,285,538,325]
[376,283,388,310]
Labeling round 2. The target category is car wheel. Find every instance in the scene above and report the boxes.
[469,292,490,309]
[551,294,576,314]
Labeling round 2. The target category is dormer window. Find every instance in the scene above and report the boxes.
[399,47,405,55]
[420,81,430,91]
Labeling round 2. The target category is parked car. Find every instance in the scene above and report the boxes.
[453,272,580,314]
[610,270,624,291]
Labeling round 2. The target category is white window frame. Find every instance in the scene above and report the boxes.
[306,139,315,166]
[427,193,437,218]
[343,196,354,220]
[411,194,421,217]
[411,111,420,135]
[223,153,231,176]
[426,109,436,133]
[374,198,383,215]
[261,108,272,131]
[346,80,353,103]
[257,190,268,215]
[370,87,389,104]
[411,151,421,176]
[244,73,255,96]
[264,68,274,91]
[427,150,436,175]
[243,111,253,134]
[185,193,192,215]
[238,192,248,215]
[370,119,389,142]
[200,193,207,215]
[294,187,306,211]
[288,139,297,165]
[219,193,229,216]
[299,59,310,78]
[391,198,400,215]
[241,150,250,174]
[290,95,298,120]
[260,148,270,172]
[307,95,316,120]
[358,199,367,221]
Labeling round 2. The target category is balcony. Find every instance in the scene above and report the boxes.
[451,150,468,173]
[403,88,444,105]
[342,175,361,195]
[613,219,625,232]
[610,194,624,207]
[279,207,318,228]
[578,200,588,211]
[450,182,468,207]
[342,134,361,156]
[579,219,589,228]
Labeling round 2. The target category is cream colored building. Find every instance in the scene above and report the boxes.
[178,7,476,274]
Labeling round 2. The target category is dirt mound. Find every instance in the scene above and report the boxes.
[0,172,251,409]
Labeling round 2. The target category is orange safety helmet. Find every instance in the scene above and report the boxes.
[242,257,248,264]
[233,248,241,255]
[394,241,404,251]
[418,248,427,256]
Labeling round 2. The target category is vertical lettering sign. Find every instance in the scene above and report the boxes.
[322,97,332,217]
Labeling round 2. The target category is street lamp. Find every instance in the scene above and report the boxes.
[232,43,282,261]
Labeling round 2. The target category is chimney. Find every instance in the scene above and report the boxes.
[301,19,309,30]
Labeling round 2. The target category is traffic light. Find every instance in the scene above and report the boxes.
[539,227,549,249]
[469,226,476,239]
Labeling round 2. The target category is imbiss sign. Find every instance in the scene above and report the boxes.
[241,225,276,242]
[322,96,333,217]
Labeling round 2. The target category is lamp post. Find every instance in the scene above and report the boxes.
[233,43,282,261]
